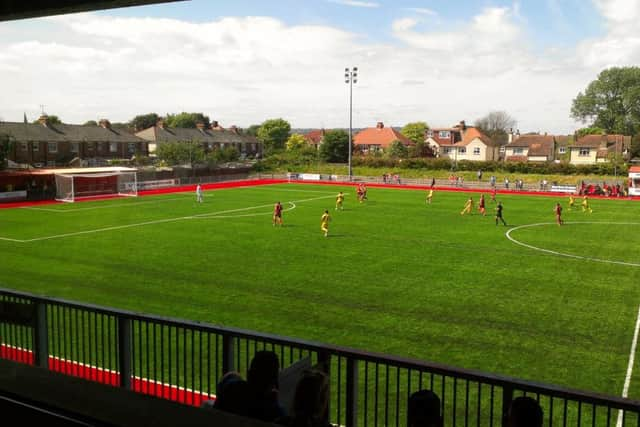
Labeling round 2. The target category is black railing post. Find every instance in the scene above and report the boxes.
[118,317,132,389]
[33,302,48,369]
[317,350,332,424]
[222,335,235,374]
[346,358,358,427]
[501,385,514,427]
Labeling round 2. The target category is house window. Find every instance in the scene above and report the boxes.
[514,148,524,155]
[427,130,433,137]
[110,142,118,153]
[21,142,28,151]
[438,131,450,138]
[443,147,451,154]
[579,148,590,156]
[473,147,480,155]
[559,147,566,154]
[48,142,58,153]
[128,143,136,153]
[32,143,39,152]
[458,147,466,154]
[71,143,79,153]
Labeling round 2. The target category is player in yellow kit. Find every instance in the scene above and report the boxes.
[426,189,433,204]
[568,195,575,210]
[321,209,331,237]
[335,192,344,210]
[460,197,473,215]
[582,195,593,213]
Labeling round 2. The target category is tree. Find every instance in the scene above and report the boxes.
[631,133,640,159]
[474,111,517,145]
[166,112,210,129]
[319,130,349,162]
[576,127,605,138]
[401,121,429,145]
[256,118,291,153]
[33,115,62,125]
[244,124,261,137]
[0,134,12,170]
[83,120,98,126]
[409,140,432,157]
[156,141,205,168]
[388,140,409,158]
[286,134,307,151]
[129,113,160,131]
[572,67,640,135]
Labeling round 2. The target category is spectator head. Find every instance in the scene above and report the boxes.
[506,396,543,427]
[291,370,330,422]
[248,350,280,392]
[408,389,442,427]
[212,371,249,415]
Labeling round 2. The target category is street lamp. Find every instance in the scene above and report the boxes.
[345,67,357,181]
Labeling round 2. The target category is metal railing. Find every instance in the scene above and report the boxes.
[1,288,639,426]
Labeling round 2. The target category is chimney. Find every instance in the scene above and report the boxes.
[211,120,220,130]
[156,119,165,129]
[229,125,238,134]
[459,120,466,130]
[99,119,111,129]
[38,114,49,126]
[196,122,205,131]
[376,122,384,129]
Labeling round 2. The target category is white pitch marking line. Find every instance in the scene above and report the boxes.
[1,194,336,243]
[617,304,640,427]
[505,222,640,268]
[19,196,191,213]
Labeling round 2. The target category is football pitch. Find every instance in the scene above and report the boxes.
[1,182,640,400]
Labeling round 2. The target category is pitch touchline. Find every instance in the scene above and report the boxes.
[617,304,640,427]
[0,194,338,243]
[505,222,640,268]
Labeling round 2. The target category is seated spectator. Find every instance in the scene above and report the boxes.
[407,389,442,427]
[246,350,286,422]
[207,371,249,416]
[505,396,543,427]
[277,369,331,427]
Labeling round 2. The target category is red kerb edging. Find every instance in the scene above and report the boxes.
[0,344,213,407]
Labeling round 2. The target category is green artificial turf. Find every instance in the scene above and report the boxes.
[1,183,639,399]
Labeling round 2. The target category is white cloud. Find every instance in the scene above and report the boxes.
[0,4,638,134]
[327,0,379,8]
[404,7,437,16]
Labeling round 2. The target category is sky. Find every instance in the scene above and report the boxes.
[1,0,640,134]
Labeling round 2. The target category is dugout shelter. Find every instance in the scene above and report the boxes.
[629,166,640,196]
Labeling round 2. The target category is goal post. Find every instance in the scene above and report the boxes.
[54,170,137,202]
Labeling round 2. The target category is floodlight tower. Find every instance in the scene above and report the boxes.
[345,67,357,181]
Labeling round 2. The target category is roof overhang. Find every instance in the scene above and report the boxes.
[0,1,187,22]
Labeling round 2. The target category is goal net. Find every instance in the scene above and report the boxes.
[54,171,138,202]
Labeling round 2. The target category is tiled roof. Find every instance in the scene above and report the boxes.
[136,125,256,144]
[506,135,554,158]
[0,121,143,143]
[353,124,413,148]
[506,134,554,147]
[574,134,629,147]
[455,127,496,147]
[304,129,325,145]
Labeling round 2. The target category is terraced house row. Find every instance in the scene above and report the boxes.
[0,115,261,168]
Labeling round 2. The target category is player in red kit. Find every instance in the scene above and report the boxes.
[273,201,283,226]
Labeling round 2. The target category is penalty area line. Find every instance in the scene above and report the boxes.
[3,194,336,243]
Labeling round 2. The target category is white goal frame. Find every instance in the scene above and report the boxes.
[54,170,138,203]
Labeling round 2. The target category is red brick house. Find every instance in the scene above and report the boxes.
[353,122,413,153]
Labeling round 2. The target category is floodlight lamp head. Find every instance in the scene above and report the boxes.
[345,67,349,72]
